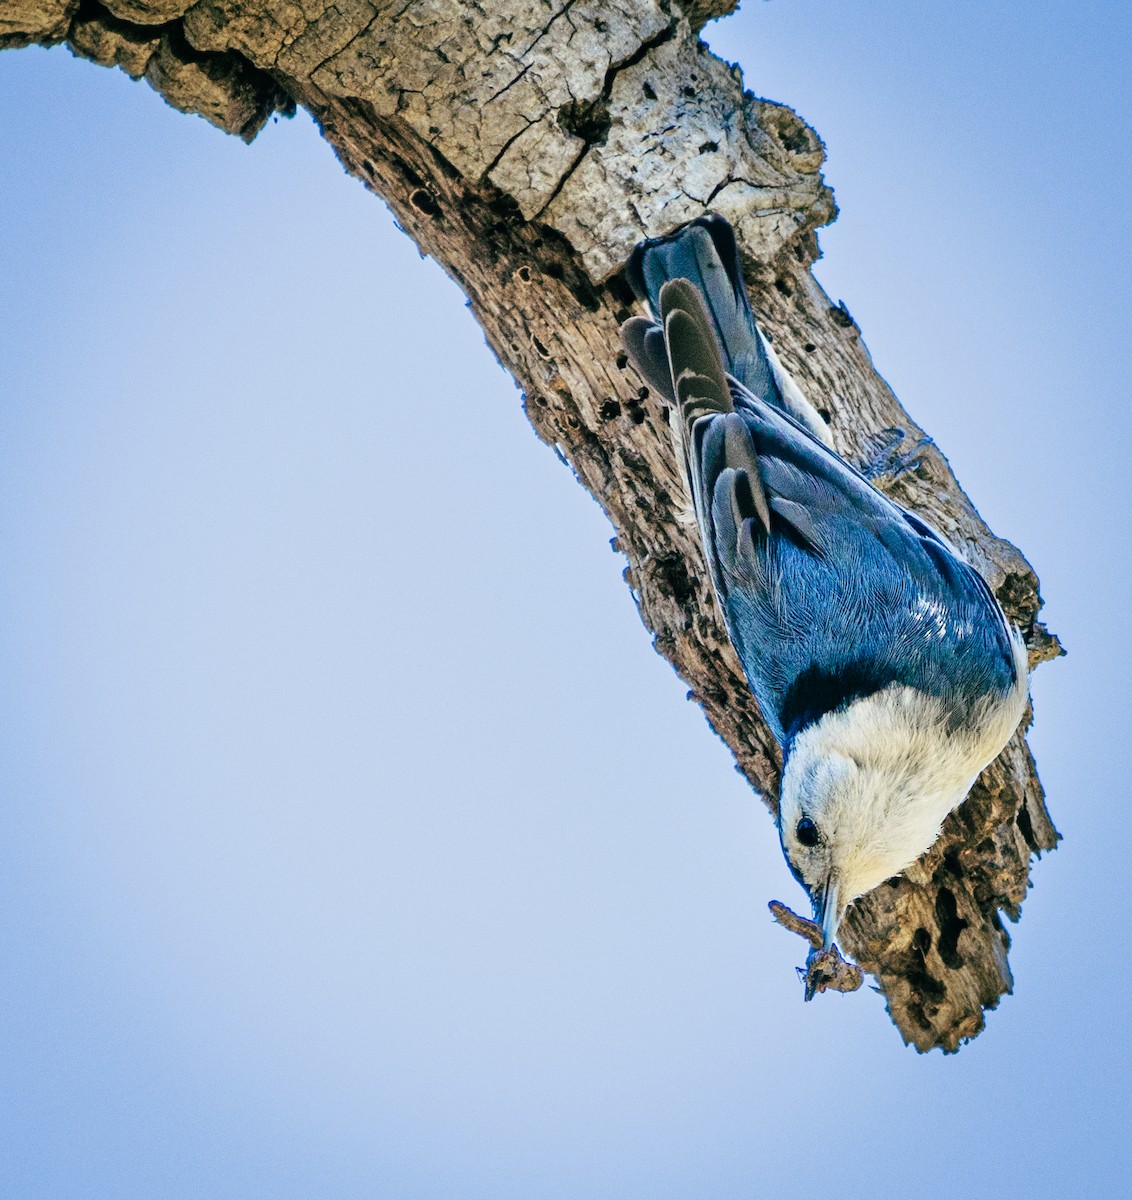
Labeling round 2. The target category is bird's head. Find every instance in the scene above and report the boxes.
[777,688,986,950]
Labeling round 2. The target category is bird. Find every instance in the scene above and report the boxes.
[620,214,1029,968]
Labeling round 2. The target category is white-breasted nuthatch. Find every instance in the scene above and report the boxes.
[620,215,1029,972]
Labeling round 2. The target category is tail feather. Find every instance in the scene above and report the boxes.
[649,280,774,572]
[619,316,672,402]
[626,215,782,410]
[659,279,732,421]
[622,215,833,448]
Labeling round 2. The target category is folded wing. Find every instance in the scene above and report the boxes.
[622,269,1019,748]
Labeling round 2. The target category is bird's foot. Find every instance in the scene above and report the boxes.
[860,426,935,486]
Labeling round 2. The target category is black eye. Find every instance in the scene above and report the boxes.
[796,817,820,847]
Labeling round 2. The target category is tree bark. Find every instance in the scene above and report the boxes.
[3,0,1062,1052]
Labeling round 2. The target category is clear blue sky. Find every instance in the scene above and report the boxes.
[1,2,1129,1196]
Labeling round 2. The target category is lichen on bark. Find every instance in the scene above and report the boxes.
[3,0,1061,1052]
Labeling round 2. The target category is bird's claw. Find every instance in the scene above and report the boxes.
[861,427,935,485]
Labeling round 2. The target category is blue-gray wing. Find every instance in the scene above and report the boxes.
[708,384,1020,746]
[619,225,1020,751]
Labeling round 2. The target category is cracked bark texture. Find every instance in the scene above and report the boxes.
[4,0,1061,1052]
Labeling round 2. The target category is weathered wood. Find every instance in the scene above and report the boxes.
[3,0,1061,1051]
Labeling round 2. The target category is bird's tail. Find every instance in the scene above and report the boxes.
[622,215,782,409]
[621,256,774,604]
[622,275,743,545]
[619,215,832,447]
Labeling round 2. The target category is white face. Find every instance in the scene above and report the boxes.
[776,659,1031,947]
[777,698,985,946]
[778,752,849,899]
[777,751,923,948]
[779,754,935,944]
